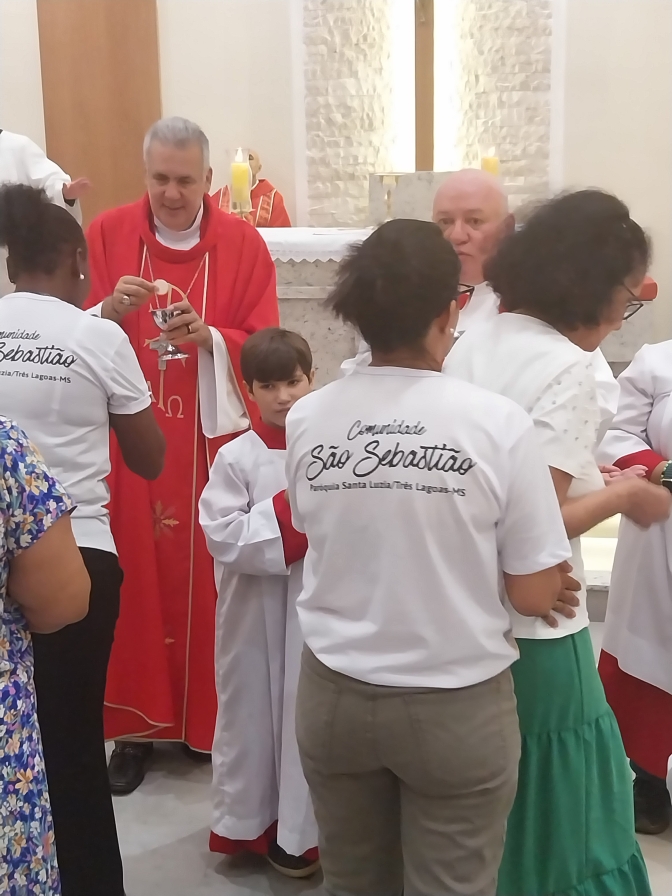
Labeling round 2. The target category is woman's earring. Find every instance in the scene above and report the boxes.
[449,328,455,335]
[79,273,85,280]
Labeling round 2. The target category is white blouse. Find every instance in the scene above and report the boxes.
[445,313,603,640]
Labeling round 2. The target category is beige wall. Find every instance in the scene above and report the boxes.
[156,0,305,224]
[0,0,45,145]
[556,0,672,338]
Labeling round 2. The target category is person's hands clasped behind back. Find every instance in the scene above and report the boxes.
[542,560,581,629]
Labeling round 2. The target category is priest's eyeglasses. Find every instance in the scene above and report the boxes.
[622,283,643,321]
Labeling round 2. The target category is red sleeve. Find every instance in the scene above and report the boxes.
[272,491,308,567]
[614,449,666,479]
[270,193,292,227]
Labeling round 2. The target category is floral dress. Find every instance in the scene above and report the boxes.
[0,417,73,895]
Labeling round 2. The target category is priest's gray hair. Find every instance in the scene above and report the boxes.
[143,117,210,170]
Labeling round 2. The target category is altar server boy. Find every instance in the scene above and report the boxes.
[199,328,318,877]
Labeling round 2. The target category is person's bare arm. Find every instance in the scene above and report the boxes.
[109,407,166,481]
[504,566,562,618]
[550,467,671,539]
[9,515,90,633]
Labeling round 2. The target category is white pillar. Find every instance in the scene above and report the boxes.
[303,0,395,226]
[455,0,553,209]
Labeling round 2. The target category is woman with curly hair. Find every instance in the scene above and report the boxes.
[446,189,667,896]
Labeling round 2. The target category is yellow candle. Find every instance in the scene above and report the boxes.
[481,155,500,176]
[231,148,251,206]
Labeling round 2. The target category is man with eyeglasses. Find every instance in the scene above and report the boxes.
[341,169,514,377]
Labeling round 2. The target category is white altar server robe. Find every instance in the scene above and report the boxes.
[597,342,672,697]
[199,429,317,856]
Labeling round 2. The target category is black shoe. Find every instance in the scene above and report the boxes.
[181,743,211,763]
[266,840,320,879]
[634,773,671,834]
[108,742,154,795]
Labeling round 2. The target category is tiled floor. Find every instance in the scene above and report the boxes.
[114,624,672,895]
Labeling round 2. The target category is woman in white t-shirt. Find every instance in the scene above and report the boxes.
[445,190,669,896]
[0,184,165,896]
[285,219,572,896]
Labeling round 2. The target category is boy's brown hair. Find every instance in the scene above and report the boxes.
[240,328,313,389]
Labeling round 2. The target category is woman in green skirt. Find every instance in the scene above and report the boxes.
[446,189,668,895]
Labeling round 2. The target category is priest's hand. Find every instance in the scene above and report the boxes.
[162,299,214,353]
[102,277,158,325]
[62,178,91,202]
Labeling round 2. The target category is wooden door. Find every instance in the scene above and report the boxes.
[37,0,162,225]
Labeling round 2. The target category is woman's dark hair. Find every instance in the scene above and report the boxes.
[0,183,86,277]
[241,328,312,388]
[486,189,651,329]
[329,218,461,352]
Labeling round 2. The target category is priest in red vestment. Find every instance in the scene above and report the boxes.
[213,149,291,227]
[85,117,279,794]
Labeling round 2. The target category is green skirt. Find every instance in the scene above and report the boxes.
[497,628,651,896]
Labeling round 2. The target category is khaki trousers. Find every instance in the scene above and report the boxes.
[296,648,520,896]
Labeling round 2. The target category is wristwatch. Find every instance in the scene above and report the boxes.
[660,460,672,493]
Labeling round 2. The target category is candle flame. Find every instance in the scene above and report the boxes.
[235,147,244,163]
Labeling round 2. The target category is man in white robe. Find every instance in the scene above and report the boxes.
[199,328,319,877]
[0,128,90,295]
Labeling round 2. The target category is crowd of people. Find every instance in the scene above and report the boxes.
[0,115,670,896]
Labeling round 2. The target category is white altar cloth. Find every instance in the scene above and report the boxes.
[258,227,373,263]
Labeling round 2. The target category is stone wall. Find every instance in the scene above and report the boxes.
[303,0,395,226]
[455,0,553,210]
[302,0,553,223]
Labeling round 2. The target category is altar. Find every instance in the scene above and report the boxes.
[259,227,372,385]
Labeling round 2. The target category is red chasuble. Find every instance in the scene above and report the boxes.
[213,179,292,227]
[86,194,279,749]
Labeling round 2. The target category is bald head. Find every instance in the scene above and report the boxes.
[433,169,513,285]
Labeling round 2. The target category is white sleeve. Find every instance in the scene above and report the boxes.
[497,422,571,575]
[596,347,658,464]
[17,136,82,224]
[198,449,288,576]
[284,406,306,533]
[105,333,152,415]
[531,359,600,478]
[87,303,103,318]
[197,329,249,438]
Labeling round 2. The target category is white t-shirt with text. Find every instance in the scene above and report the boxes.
[285,366,571,688]
[0,292,151,553]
